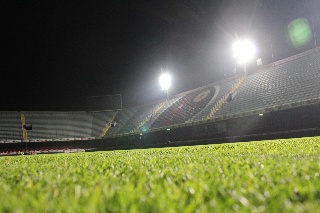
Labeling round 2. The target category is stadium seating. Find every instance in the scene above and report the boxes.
[106,107,138,136]
[0,112,22,141]
[1,49,319,141]
[150,86,217,128]
[189,78,239,122]
[105,98,180,136]
[109,50,320,134]
[91,111,116,137]
[23,111,113,140]
[24,112,93,139]
[116,101,164,134]
[215,50,320,118]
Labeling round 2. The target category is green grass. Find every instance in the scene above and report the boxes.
[1,137,320,212]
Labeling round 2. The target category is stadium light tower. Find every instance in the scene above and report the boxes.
[232,39,257,75]
[159,72,172,99]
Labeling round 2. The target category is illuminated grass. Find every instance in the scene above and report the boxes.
[0,137,320,212]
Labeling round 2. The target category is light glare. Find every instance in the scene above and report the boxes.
[159,73,171,91]
[232,39,257,64]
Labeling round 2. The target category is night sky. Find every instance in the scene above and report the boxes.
[2,0,320,111]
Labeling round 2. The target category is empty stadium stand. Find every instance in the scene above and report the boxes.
[1,47,320,154]
[24,112,94,139]
[106,107,138,137]
[0,111,114,142]
[116,101,164,134]
[151,85,217,128]
[0,112,22,141]
[105,48,320,137]
[215,50,320,118]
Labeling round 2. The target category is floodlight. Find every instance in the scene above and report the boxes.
[232,39,257,65]
[159,73,172,91]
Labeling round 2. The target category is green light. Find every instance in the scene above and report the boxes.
[288,18,312,47]
[141,124,149,133]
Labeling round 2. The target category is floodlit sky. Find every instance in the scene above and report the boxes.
[2,0,320,110]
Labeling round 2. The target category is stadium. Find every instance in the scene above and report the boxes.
[1,1,320,212]
[1,47,320,153]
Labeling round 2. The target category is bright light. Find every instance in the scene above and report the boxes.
[159,73,172,91]
[232,39,257,64]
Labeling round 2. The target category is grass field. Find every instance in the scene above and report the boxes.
[0,137,320,212]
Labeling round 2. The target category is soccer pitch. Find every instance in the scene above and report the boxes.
[0,137,320,212]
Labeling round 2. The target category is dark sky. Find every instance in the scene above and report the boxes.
[2,0,320,111]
